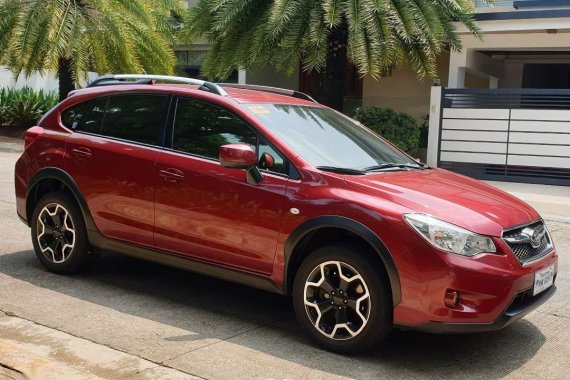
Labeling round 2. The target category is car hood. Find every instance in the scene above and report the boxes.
[343,168,539,237]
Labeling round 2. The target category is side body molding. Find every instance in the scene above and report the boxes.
[284,216,401,306]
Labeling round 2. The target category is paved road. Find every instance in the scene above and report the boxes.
[0,146,568,379]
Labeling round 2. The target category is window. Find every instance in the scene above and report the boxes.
[61,102,87,129]
[173,97,257,159]
[76,97,107,134]
[258,135,287,175]
[100,94,168,146]
[245,104,417,171]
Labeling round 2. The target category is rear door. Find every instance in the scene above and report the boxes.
[154,96,290,274]
[64,93,170,247]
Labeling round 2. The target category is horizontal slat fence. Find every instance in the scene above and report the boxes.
[438,88,570,185]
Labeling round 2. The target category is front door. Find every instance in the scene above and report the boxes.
[154,97,289,274]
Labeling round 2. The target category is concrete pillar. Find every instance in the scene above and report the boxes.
[238,68,246,84]
[448,51,467,88]
[427,86,443,167]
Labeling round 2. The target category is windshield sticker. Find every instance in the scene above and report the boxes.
[248,105,271,115]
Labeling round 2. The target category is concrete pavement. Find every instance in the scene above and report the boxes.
[0,311,197,379]
[0,137,568,379]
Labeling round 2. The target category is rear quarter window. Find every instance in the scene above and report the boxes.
[76,97,108,134]
[61,102,88,129]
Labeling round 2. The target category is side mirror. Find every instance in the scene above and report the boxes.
[259,152,275,169]
[219,144,257,169]
[219,143,263,185]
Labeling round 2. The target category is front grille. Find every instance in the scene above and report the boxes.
[503,220,553,264]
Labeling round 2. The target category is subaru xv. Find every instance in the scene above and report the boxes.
[15,74,558,353]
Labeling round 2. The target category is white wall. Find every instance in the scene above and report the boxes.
[0,67,99,92]
[0,67,59,92]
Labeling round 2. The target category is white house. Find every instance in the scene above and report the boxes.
[426,0,570,186]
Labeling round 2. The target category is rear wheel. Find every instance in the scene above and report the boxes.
[292,244,392,353]
[31,192,96,274]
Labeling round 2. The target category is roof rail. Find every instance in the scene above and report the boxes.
[218,83,317,103]
[87,74,228,96]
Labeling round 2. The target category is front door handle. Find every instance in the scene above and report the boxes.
[71,147,92,158]
[159,168,185,183]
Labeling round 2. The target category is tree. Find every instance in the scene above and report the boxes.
[182,0,484,111]
[0,0,185,100]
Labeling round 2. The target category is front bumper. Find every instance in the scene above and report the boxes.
[391,227,559,329]
[400,283,556,333]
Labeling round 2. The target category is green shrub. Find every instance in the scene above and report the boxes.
[0,87,58,128]
[351,107,421,155]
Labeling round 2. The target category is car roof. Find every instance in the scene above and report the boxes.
[67,83,321,107]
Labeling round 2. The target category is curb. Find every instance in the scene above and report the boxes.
[0,312,199,380]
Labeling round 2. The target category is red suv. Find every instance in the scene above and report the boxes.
[15,74,557,352]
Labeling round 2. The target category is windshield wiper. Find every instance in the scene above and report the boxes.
[316,166,365,175]
[363,162,428,172]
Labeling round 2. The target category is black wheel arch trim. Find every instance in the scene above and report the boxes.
[26,167,98,232]
[284,215,401,306]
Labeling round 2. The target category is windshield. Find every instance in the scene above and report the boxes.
[245,104,418,171]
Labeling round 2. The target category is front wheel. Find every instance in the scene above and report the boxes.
[31,192,96,274]
[292,244,392,353]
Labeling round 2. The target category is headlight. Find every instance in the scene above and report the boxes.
[404,214,496,256]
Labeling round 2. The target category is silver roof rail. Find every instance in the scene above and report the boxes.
[87,74,228,96]
[218,83,317,103]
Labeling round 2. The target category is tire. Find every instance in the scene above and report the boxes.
[31,192,96,274]
[292,243,392,353]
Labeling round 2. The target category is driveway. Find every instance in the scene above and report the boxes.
[0,142,568,379]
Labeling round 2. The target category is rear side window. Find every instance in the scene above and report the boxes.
[77,97,107,134]
[101,94,168,146]
[173,97,257,159]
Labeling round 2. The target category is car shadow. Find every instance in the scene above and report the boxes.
[0,250,546,379]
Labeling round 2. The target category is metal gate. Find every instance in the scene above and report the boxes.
[438,88,570,186]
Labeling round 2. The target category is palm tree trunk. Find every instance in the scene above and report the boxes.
[57,57,75,101]
[318,22,348,111]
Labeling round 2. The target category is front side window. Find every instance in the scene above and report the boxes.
[173,97,257,159]
[101,94,169,146]
[258,135,286,175]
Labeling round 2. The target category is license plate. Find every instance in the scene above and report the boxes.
[533,264,554,296]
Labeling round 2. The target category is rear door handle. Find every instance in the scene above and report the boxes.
[71,147,92,158]
[159,168,185,183]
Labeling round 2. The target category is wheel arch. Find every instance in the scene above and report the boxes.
[284,216,401,306]
[26,167,97,232]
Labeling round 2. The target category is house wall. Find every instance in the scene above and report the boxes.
[361,53,450,121]
[449,19,570,88]
[465,72,490,89]
[245,65,299,91]
[502,63,524,88]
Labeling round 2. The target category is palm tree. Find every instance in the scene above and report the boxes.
[183,0,485,110]
[0,0,185,100]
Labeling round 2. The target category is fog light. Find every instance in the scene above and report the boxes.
[445,289,461,308]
